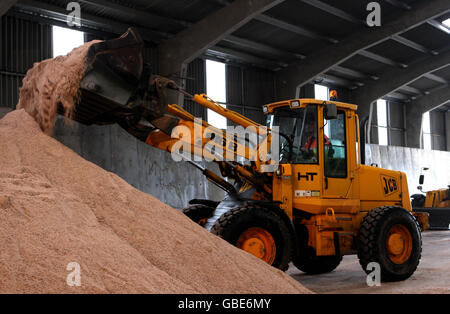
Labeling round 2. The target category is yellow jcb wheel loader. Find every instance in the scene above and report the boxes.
[65,28,428,282]
[412,170,450,230]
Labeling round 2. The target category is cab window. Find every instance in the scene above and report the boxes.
[324,110,347,178]
[267,105,318,164]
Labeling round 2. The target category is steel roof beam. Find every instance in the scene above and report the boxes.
[77,0,190,28]
[358,50,408,68]
[333,65,379,80]
[158,0,285,76]
[207,46,286,70]
[399,85,423,95]
[79,0,296,65]
[387,91,410,101]
[14,0,170,41]
[382,0,412,10]
[427,19,450,35]
[81,0,309,64]
[0,0,17,16]
[300,0,361,24]
[391,35,438,55]
[15,0,297,71]
[424,73,448,84]
[315,74,363,89]
[254,14,338,43]
[276,0,449,99]
[72,0,304,64]
[302,0,436,55]
[223,35,305,60]
[212,1,336,48]
[352,49,450,113]
[53,0,301,65]
[413,84,450,112]
[8,9,119,41]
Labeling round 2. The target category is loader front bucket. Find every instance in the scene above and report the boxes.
[61,28,145,126]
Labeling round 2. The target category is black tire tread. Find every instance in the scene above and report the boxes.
[293,252,343,275]
[357,206,422,282]
[182,205,215,224]
[211,206,293,271]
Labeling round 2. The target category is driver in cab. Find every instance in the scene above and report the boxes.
[301,120,332,161]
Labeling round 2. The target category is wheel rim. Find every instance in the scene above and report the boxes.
[237,227,276,265]
[386,224,413,264]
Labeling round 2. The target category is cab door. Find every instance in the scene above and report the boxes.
[320,108,353,199]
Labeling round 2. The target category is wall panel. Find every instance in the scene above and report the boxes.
[0,16,52,108]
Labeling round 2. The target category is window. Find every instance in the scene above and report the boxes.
[206,59,227,129]
[422,112,432,150]
[432,18,450,34]
[314,84,329,101]
[315,84,330,134]
[443,18,450,28]
[377,99,388,146]
[52,26,85,58]
[324,111,347,178]
[268,105,318,164]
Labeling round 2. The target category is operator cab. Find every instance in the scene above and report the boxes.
[263,93,361,216]
[264,96,358,177]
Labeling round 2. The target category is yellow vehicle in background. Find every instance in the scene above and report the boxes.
[412,171,450,230]
[69,28,428,282]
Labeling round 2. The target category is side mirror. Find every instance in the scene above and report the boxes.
[324,103,337,120]
[419,174,425,185]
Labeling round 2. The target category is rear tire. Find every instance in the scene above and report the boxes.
[182,205,215,226]
[293,246,342,274]
[211,206,292,271]
[357,206,422,282]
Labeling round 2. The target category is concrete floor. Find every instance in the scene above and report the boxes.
[288,230,450,294]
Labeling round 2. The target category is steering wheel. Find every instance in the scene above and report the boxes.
[280,143,300,162]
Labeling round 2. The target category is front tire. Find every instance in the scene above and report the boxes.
[211,206,292,271]
[357,206,422,282]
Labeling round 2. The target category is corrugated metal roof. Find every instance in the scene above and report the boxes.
[265,0,359,39]
[112,0,222,22]
[231,19,326,56]
[5,0,450,104]
[340,54,391,74]
[367,39,425,64]
[431,64,450,81]
[409,77,443,90]
[402,23,450,51]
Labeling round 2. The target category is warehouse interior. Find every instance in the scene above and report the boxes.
[0,0,450,294]
[1,0,450,207]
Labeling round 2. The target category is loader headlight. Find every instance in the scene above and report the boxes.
[290,100,300,108]
[276,166,282,177]
[276,164,292,177]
